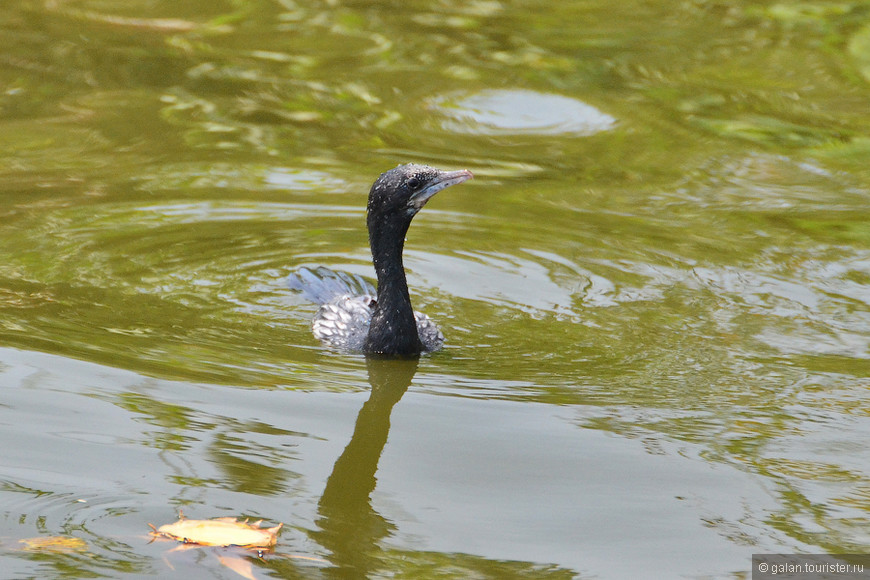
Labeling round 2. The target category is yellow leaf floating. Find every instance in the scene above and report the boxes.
[18,536,88,553]
[149,516,282,549]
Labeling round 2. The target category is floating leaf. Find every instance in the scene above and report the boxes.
[149,515,282,549]
[18,536,88,553]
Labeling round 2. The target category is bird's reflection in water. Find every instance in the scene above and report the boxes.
[313,357,418,577]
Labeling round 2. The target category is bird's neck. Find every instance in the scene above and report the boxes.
[365,218,423,355]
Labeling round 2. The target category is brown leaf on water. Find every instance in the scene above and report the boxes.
[18,536,88,553]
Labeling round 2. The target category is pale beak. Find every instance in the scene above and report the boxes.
[408,169,473,211]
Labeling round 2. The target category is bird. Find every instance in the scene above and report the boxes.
[287,164,473,356]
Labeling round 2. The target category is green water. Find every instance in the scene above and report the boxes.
[2,1,870,578]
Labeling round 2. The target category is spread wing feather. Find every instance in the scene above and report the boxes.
[286,266,376,305]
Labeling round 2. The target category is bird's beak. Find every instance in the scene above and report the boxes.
[408,169,473,211]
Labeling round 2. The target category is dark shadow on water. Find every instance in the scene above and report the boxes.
[313,357,418,578]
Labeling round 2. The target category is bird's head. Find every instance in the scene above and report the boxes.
[367,164,473,225]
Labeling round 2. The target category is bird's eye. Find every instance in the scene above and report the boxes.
[407,177,421,189]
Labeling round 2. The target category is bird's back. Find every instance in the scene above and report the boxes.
[287,266,444,353]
